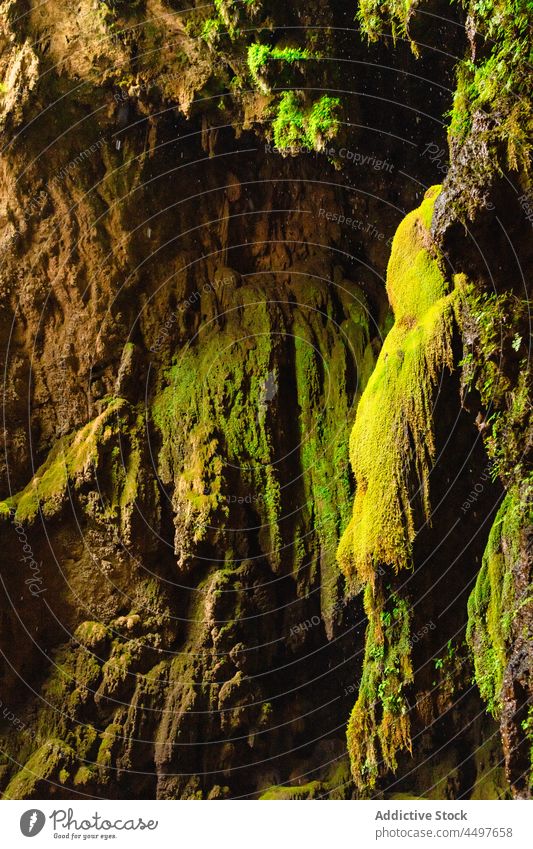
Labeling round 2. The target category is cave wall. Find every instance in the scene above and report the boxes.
[0,0,530,800]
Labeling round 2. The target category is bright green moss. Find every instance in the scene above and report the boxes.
[38,645,101,735]
[200,17,222,44]
[247,44,310,91]
[259,781,323,800]
[99,639,142,699]
[0,642,103,796]
[358,0,417,44]
[338,186,461,585]
[73,764,97,787]
[448,1,532,172]
[152,292,283,565]
[247,43,271,87]
[357,2,533,174]
[386,186,447,319]
[460,287,531,486]
[7,398,145,531]
[272,92,341,152]
[467,489,523,716]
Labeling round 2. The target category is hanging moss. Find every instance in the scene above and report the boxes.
[467,488,525,716]
[346,587,413,791]
[293,289,371,626]
[247,44,311,91]
[1,638,102,796]
[357,0,418,50]
[272,91,341,152]
[357,1,533,174]
[338,186,461,586]
[152,292,284,566]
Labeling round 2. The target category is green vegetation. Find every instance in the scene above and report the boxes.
[460,287,531,486]
[448,1,532,172]
[357,1,533,174]
[247,44,310,91]
[74,621,109,650]
[4,739,76,799]
[357,0,419,50]
[336,187,480,788]
[260,758,352,799]
[347,588,412,791]
[337,186,460,585]
[467,489,523,716]
[260,780,323,799]
[523,707,533,790]
[272,92,341,151]
[0,398,146,532]
[201,17,222,45]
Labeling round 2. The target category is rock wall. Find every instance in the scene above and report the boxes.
[0,0,530,800]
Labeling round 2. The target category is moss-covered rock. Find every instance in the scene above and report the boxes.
[4,739,76,799]
[336,186,468,790]
[338,186,460,585]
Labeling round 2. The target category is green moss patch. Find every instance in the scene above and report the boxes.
[272,92,341,152]
[467,488,525,716]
